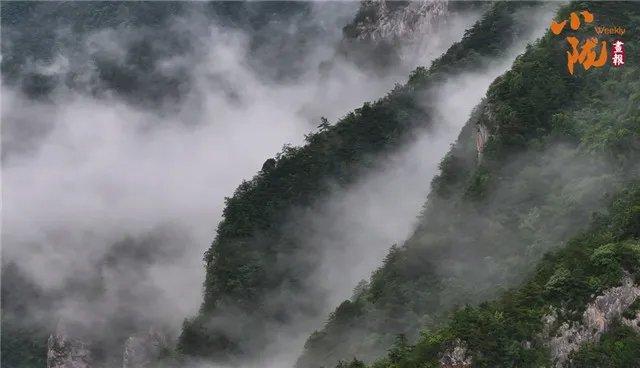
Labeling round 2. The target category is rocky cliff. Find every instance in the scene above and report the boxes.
[339,0,484,72]
[180,3,548,365]
[45,322,167,368]
[47,323,92,368]
[544,276,640,367]
[297,2,640,367]
[344,0,449,42]
[122,329,167,368]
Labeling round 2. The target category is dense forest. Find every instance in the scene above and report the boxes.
[298,2,640,367]
[178,2,550,364]
[2,1,638,368]
[334,181,640,367]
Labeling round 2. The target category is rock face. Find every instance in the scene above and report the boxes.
[47,323,92,368]
[544,276,640,367]
[122,329,166,368]
[346,0,449,42]
[46,323,166,368]
[339,0,455,71]
[439,339,472,368]
[475,123,489,159]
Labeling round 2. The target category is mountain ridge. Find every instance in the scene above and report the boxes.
[179,2,553,364]
[297,2,640,367]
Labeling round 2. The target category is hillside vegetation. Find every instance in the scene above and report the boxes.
[298,2,640,367]
[179,2,548,363]
[335,182,640,367]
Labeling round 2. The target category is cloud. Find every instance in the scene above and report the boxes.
[1,1,478,350]
[1,3,520,367]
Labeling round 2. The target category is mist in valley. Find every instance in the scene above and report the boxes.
[2,1,586,368]
[1,2,485,367]
[256,8,559,366]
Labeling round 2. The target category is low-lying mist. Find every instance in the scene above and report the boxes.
[206,6,558,367]
[1,2,483,366]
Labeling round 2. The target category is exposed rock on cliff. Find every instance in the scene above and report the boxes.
[344,0,449,42]
[339,0,454,71]
[122,329,167,368]
[544,276,640,367]
[439,339,472,368]
[47,323,92,368]
[475,123,489,160]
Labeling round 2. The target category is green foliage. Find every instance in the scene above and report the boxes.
[186,58,433,359]
[408,2,540,87]
[330,300,365,326]
[0,317,48,368]
[569,323,640,368]
[463,166,491,200]
[355,182,640,368]
[431,151,465,198]
[1,263,50,368]
[336,358,367,368]
[184,1,550,360]
[386,335,411,364]
[302,2,640,367]
[622,298,640,320]
[178,315,240,359]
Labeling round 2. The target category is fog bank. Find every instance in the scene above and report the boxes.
[1,3,481,359]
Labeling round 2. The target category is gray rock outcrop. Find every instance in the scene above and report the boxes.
[439,339,472,368]
[122,329,167,368]
[47,322,93,368]
[348,0,449,42]
[544,276,640,367]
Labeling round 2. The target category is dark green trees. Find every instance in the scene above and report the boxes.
[180,2,549,363]
[298,2,640,367]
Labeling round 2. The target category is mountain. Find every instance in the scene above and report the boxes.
[333,182,640,367]
[0,1,472,367]
[344,0,450,41]
[337,0,484,72]
[1,263,52,368]
[1,230,189,368]
[0,2,483,367]
[3,1,638,368]
[178,2,551,365]
[297,2,640,367]
[0,1,352,105]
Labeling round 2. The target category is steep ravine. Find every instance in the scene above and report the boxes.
[0,3,503,368]
[180,2,555,366]
[298,2,640,367]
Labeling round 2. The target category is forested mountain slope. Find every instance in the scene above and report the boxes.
[1,263,52,368]
[179,2,549,364]
[298,2,640,367]
[336,0,486,73]
[336,182,640,368]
